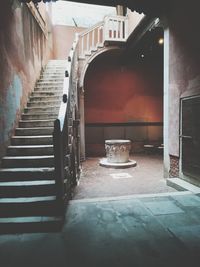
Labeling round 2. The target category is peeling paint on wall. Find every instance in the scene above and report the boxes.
[4,75,22,140]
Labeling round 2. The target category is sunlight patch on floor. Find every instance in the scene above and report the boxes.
[110,173,133,179]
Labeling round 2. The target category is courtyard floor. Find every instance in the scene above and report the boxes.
[73,154,176,199]
[1,154,200,267]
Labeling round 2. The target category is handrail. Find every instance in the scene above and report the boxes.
[26,3,47,38]
[79,21,103,37]
[53,34,80,204]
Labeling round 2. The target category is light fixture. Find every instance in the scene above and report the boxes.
[141,54,145,58]
[158,38,164,45]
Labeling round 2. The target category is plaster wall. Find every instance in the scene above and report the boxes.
[85,51,163,123]
[167,1,200,157]
[0,1,52,159]
[127,9,144,35]
[52,25,86,59]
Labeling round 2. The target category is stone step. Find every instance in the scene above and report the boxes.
[27,100,60,107]
[21,113,57,120]
[19,119,54,128]
[40,75,64,79]
[0,167,54,181]
[15,127,53,136]
[24,106,59,114]
[42,70,65,74]
[2,155,54,168]
[34,86,63,91]
[38,78,64,82]
[11,135,53,145]
[29,96,61,102]
[0,180,56,197]
[0,216,63,234]
[31,91,62,97]
[36,82,63,86]
[0,196,59,217]
[7,145,53,156]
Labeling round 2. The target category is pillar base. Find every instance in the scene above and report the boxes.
[99,158,137,169]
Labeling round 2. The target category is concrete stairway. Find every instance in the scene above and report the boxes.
[0,60,67,233]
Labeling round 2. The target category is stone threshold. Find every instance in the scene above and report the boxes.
[167,177,200,194]
[71,190,193,204]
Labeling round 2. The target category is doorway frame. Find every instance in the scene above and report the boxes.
[179,94,200,186]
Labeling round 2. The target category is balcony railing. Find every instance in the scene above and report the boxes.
[78,15,128,58]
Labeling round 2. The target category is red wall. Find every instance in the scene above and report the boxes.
[84,50,163,123]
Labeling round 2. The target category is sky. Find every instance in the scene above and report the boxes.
[52,1,116,28]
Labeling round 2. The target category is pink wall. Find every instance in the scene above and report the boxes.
[0,2,52,160]
[84,50,163,123]
[52,25,85,59]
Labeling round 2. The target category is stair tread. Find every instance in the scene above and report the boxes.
[8,144,53,148]
[0,216,62,223]
[3,155,54,160]
[19,119,55,122]
[0,196,56,203]
[0,180,55,186]
[0,167,54,172]
[16,127,53,130]
[12,135,52,138]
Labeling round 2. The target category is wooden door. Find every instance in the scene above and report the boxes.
[181,96,200,180]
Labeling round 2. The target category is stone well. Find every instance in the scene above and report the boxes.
[99,139,137,168]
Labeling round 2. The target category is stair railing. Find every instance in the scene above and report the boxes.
[53,34,80,204]
[79,15,128,58]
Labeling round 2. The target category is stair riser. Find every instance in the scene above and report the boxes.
[32,92,62,97]
[7,147,53,156]
[0,220,63,234]
[24,107,59,114]
[38,79,64,82]
[29,96,61,102]
[0,184,56,197]
[0,169,55,181]
[36,83,63,87]
[21,114,57,120]
[19,121,54,128]
[34,88,63,92]
[15,128,53,136]
[0,201,59,217]
[27,101,60,107]
[2,158,54,168]
[11,137,53,145]
[40,75,64,79]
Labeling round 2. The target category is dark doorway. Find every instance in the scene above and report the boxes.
[181,95,200,181]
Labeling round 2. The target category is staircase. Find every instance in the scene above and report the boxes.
[0,60,67,233]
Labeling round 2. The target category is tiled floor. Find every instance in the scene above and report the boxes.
[74,154,176,199]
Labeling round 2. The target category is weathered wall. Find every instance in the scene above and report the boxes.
[84,49,163,155]
[0,1,52,160]
[167,1,200,157]
[52,25,85,59]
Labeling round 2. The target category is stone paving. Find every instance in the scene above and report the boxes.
[0,191,200,267]
[74,154,176,199]
[1,155,200,266]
